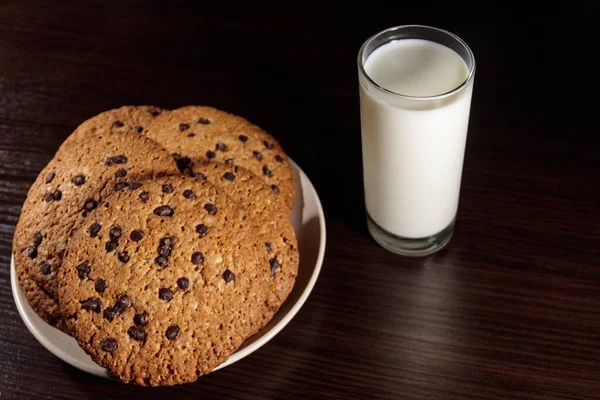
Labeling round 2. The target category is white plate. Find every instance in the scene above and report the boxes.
[11,159,326,378]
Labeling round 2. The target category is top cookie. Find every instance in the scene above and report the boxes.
[144,106,295,215]
[190,162,299,312]
[59,176,275,386]
[58,105,167,152]
[13,119,179,330]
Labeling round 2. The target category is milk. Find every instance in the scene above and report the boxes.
[359,39,473,239]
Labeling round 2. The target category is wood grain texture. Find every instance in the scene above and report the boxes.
[0,0,599,399]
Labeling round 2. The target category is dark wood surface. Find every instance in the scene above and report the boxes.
[1,1,599,399]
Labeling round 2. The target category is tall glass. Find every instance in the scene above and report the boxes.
[358,25,476,256]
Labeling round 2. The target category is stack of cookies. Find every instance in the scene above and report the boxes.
[12,106,299,386]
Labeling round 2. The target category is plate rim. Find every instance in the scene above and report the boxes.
[10,158,326,378]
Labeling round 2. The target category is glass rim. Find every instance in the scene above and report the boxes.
[357,24,476,101]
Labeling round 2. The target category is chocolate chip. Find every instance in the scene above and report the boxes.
[130,230,144,241]
[112,121,124,128]
[195,224,208,238]
[84,199,98,211]
[177,277,189,290]
[206,150,216,159]
[76,262,91,280]
[162,184,173,194]
[193,172,207,181]
[105,240,118,252]
[176,156,192,171]
[114,169,127,178]
[158,246,171,257]
[27,247,38,259]
[158,288,173,302]
[28,233,42,258]
[191,252,204,265]
[53,190,62,201]
[45,172,55,184]
[223,269,235,283]
[154,206,174,217]
[149,110,161,117]
[269,258,280,277]
[89,223,101,238]
[133,312,148,326]
[139,191,149,202]
[95,279,106,293]
[264,140,274,150]
[105,154,128,166]
[215,142,228,152]
[198,117,210,124]
[115,295,131,313]
[134,125,144,134]
[265,242,272,253]
[179,123,190,131]
[106,154,128,166]
[43,193,54,202]
[127,326,146,342]
[158,237,174,253]
[157,249,171,260]
[103,307,116,321]
[158,246,171,258]
[253,151,262,161]
[166,325,180,340]
[238,135,248,143]
[129,182,142,190]
[275,155,284,163]
[203,203,217,215]
[155,256,168,267]
[33,232,42,247]
[40,261,51,275]
[72,175,86,186]
[188,133,195,137]
[224,158,234,165]
[183,189,196,199]
[80,298,101,313]
[222,172,235,181]
[117,251,130,263]
[115,182,128,191]
[101,338,118,352]
[262,166,272,177]
[109,226,122,241]
[271,184,280,194]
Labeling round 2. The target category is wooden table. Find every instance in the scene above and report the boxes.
[1,2,598,399]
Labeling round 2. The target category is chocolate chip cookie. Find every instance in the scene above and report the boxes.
[13,125,178,331]
[59,176,277,385]
[144,106,295,214]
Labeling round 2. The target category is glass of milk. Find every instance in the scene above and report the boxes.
[358,25,476,256]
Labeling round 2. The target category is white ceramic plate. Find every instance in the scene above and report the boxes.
[11,159,326,378]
